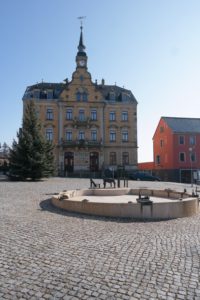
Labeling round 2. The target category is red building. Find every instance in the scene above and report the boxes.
[153,117,200,182]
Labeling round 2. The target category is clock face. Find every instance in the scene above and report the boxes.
[79,60,85,66]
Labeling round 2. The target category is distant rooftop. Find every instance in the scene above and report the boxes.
[162,117,200,133]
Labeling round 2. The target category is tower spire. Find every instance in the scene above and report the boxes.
[76,16,87,68]
[77,16,86,54]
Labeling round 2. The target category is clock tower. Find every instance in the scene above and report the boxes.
[76,25,87,69]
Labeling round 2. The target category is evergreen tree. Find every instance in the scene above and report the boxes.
[9,100,54,180]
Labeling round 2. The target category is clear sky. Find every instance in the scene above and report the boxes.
[1,0,200,162]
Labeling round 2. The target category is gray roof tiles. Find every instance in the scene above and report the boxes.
[24,81,137,103]
[162,117,200,133]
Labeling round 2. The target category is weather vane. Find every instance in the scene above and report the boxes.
[78,16,86,28]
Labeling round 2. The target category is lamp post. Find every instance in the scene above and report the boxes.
[189,147,193,187]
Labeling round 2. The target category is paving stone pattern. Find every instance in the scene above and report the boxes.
[0,178,200,299]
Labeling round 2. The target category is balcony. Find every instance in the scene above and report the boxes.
[61,139,102,148]
[72,117,90,128]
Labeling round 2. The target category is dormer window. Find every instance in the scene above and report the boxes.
[40,90,47,99]
[47,90,53,99]
[122,93,129,102]
[33,90,40,98]
[110,92,115,101]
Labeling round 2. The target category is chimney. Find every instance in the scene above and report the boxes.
[101,78,105,86]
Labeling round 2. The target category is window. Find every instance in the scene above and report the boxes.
[40,90,47,99]
[109,111,116,121]
[47,90,53,99]
[82,92,88,101]
[76,92,81,101]
[66,109,73,120]
[46,128,53,141]
[91,130,97,141]
[76,92,88,101]
[156,155,160,165]
[78,131,85,140]
[179,136,185,145]
[160,140,164,147]
[110,131,116,142]
[46,108,53,120]
[179,152,185,162]
[122,111,128,121]
[79,110,85,121]
[160,126,164,133]
[91,110,97,121]
[122,152,129,165]
[190,152,196,162]
[110,93,115,101]
[122,93,129,102]
[189,136,196,145]
[33,90,40,98]
[122,131,128,142]
[110,152,117,165]
[66,131,72,141]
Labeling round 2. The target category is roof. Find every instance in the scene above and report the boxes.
[23,82,66,99]
[97,84,137,103]
[23,81,137,103]
[26,82,66,91]
[162,117,200,133]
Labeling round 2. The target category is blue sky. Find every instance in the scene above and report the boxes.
[1,0,200,162]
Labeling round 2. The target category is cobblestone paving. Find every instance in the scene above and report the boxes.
[1,178,200,299]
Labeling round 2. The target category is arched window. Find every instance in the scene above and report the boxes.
[76,92,81,101]
[82,92,88,101]
[76,90,88,101]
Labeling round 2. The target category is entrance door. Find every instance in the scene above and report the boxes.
[64,152,74,173]
[90,152,99,172]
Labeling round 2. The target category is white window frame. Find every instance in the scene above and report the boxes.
[78,131,85,140]
[122,111,128,121]
[179,135,185,145]
[189,136,196,145]
[66,131,72,141]
[122,131,128,142]
[66,109,73,120]
[109,111,116,121]
[91,130,97,141]
[46,108,54,120]
[46,128,53,141]
[110,131,116,142]
[91,110,97,121]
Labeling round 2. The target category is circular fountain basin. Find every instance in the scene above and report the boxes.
[51,188,199,220]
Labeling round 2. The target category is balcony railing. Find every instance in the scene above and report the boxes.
[61,139,102,148]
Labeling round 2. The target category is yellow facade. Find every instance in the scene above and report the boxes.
[23,27,138,175]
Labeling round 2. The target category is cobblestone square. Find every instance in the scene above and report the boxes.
[1,178,200,299]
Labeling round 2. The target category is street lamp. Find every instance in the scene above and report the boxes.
[189,147,193,187]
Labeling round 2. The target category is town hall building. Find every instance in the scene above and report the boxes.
[22,26,138,176]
